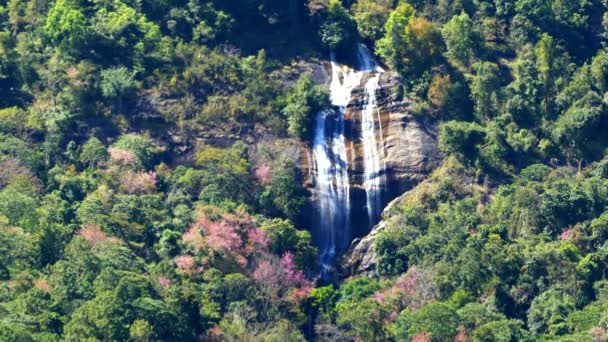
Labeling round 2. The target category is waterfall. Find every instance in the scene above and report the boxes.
[312,45,385,277]
[359,48,386,225]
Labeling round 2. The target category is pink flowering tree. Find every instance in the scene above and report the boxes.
[174,255,200,275]
[78,225,119,247]
[120,171,157,194]
[373,266,438,312]
[254,164,272,185]
[184,210,269,267]
[454,325,469,342]
[252,251,314,313]
[560,227,573,241]
[108,147,139,168]
[411,331,432,342]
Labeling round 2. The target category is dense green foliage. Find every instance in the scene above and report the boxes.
[0,0,607,340]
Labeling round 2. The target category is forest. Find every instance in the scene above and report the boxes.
[0,0,607,341]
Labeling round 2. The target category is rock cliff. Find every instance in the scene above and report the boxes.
[302,67,442,240]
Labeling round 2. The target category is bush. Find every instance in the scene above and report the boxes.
[283,73,330,140]
[392,302,460,341]
[111,134,158,169]
[319,0,358,53]
[438,121,486,159]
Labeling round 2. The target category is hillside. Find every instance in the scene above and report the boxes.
[0,0,608,341]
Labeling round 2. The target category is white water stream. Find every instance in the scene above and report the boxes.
[312,45,386,276]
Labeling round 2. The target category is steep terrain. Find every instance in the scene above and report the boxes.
[1,0,608,341]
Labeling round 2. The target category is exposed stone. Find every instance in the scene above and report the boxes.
[273,58,331,87]
[302,67,442,240]
[348,72,441,198]
[342,219,387,277]
[339,182,427,277]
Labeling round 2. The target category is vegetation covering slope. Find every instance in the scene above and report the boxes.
[0,0,607,341]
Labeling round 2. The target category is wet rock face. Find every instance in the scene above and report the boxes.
[348,72,441,201]
[301,67,442,254]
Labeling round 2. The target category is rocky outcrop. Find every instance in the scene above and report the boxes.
[302,68,442,238]
[340,181,428,277]
[348,72,441,199]
[341,216,388,277]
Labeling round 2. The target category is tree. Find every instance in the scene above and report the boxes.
[553,91,607,162]
[377,3,442,76]
[79,137,108,169]
[44,0,86,52]
[336,298,389,341]
[438,121,486,160]
[400,17,443,75]
[506,48,544,127]
[259,159,306,220]
[88,0,165,67]
[442,11,479,69]
[427,73,471,119]
[376,2,416,69]
[0,182,38,231]
[535,34,561,118]
[319,0,357,53]
[0,107,27,135]
[261,218,317,270]
[527,289,576,336]
[472,319,529,342]
[195,142,252,204]
[283,73,330,140]
[101,67,136,113]
[378,3,445,76]
[392,302,460,341]
[111,134,158,169]
[0,216,37,278]
[470,62,502,120]
[130,319,153,342]
[352,0,393,42]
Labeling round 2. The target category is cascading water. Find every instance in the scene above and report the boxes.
[312,45,386,277]
[359,47,386,225]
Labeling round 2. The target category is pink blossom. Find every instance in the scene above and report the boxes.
[247,228,269,249]
[208,326,222,342]
[376,266,437,311]
[189,211,269,266]
[454,325,469,342]
[175,255,197,275]
[182,226,205,251]
[205,219,243,251]
[412,332,432,342]
[156,276,172,289]
[280,252,309,288]
[0,158,41,190]
[109,147,137,166]
[253,259,278,284]
[34,279,52,294]
[288,285,313,305]
[590,327,608,342]
[252,253,314,305]
[78,225,119,246]
[254,164,272,185]
[373,291,386,304]
[235,255,248,267]
[560,228,573,241]
[120,171,157,194]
